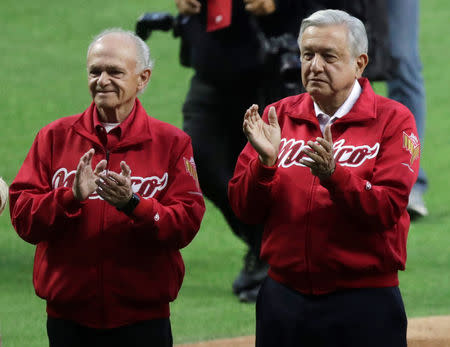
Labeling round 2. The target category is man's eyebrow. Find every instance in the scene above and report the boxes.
[301,46,338,54]
[321,48,339,54]
[88,64,124,70]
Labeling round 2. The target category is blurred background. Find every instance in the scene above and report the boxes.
[0,0,449,346]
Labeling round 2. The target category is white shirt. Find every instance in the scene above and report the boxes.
[101,122,119,133]
[313,80,362,134]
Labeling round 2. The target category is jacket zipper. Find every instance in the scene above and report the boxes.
[304,126,323,294]
[99,148,110,326]
[304,176,318,294]
[105,150,110,174]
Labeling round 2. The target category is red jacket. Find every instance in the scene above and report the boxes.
[9,99,205,328]
[228,78,420,295]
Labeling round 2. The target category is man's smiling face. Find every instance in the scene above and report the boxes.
[87,34,142,113]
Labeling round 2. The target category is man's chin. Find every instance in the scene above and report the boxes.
[94,96,117,108]
[306,86,326,97]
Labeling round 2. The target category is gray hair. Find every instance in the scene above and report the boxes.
[298,9,368,58]
[87,28,154,72]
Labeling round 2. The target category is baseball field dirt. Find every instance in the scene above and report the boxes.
[177,315,450,347]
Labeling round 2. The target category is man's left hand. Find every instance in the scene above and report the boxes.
[300,124,336,180]
[243,0,275,16]
[96,161,133,208]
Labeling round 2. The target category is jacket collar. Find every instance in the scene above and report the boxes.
[287,78,377,125]
[71,98,153,148]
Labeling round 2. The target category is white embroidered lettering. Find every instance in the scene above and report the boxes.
[277,138,380,169]
[52,168,168,199]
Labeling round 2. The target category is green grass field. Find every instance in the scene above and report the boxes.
[0,0,449,346]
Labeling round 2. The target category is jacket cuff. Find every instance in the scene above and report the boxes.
[60,189,84,217]
[253,158,278,184]
[132,197,155,220]
[320,164,350,193]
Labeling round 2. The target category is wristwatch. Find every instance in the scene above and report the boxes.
[117,193,140,216]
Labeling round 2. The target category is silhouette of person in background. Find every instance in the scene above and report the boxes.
[387,0,428,218]
[175,0,305,302]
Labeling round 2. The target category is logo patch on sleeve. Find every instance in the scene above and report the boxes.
[184,157,200,189]
[402,132,420,166]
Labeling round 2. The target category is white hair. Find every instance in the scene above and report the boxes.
[87,28,154,72]
[0,177,8,215]
[298,9,368,58]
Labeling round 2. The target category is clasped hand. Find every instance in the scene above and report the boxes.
[299,124,336,180]
[72,149,133,208]
[242,106,336,179]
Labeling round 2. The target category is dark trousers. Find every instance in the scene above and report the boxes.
[47,316,172,347]
[182,74,267,255]
[256,277,407,347]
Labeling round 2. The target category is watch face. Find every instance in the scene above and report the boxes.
[128,194,140,212]
[117,193,140,216]
[131,193,140,206]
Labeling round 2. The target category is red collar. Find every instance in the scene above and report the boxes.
[286,78,377,125]
[71,98,153,148]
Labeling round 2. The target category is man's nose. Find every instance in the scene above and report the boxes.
[311,54,324,72]
[98,72,110,86]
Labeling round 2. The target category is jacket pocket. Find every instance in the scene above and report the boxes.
[33,241,97,305]
[325,226,388,274]
[108,246,185,306]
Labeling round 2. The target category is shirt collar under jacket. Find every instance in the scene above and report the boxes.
[313,79,362,121]
[101,122,120,133]
[72,98,153,149]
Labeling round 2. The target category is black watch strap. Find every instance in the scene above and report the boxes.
[117,193,140,216]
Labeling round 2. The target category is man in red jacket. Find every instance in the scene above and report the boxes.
[229,9,418,347]
[9,29,205,347]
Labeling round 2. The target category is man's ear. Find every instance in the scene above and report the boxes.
[355,53,369,78]
[138,68,151,90]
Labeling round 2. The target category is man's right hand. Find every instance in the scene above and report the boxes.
[243,104,281,167]
[72,149,107,201]
[244,0,276,16]
[175,0,201,15]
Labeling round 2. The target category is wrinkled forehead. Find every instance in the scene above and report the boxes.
[87,34,138,66]
[300,24,350,51]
